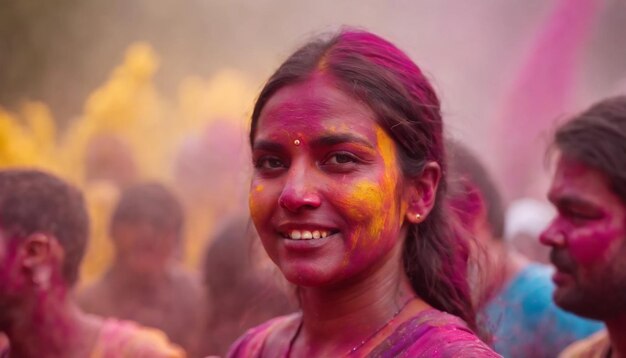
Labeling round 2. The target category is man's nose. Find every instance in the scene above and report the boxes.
[539,223,566,247]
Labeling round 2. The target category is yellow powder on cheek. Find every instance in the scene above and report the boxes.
[376,127,402,231]
[341,180,394,251]
[340,181,380,266]
[343,129,402,242]
[338,130,403,264]
[248,186,267,223]
[344,180,385,221]
[377,128,400,184]
[377,129,395,163]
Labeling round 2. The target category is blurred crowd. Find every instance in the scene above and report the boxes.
[1,0,625,357]
[0,44,297,357]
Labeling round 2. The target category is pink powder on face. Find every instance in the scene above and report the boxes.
[567,217,625,265]
[249,74,409,286]
[0,235,22,299]
[547,157,626,266]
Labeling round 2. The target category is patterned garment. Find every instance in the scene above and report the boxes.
[90,318,186,358]
[558,330,611,358]
[227,308,500,357]
[483,264,603,358]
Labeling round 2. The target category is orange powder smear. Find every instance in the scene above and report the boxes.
[248,191,263,223]
[376,127,402,221]
[341,128,402,262]
[376,128,399,183]
[316,52,330,72]
[344,180,385,219]
[347,180,387,245]
[340,179,384,266]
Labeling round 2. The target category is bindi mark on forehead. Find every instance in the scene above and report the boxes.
[253,133,376,153]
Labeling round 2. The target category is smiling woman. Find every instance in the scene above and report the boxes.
[228,29,500,357]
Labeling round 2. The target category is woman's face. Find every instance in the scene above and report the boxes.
[249,73,411,287]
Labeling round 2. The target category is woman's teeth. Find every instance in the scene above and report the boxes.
[286,230,330,240]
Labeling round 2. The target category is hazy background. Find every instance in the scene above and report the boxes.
[1,3,625,354]
[1,0,626,193]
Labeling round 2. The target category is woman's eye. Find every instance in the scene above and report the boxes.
[255,156,286,170]
[328,153,356,164]
[321,152,360,170]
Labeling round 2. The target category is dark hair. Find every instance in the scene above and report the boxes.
[250,29,478,332]
[553,96,626,203]
[447,140,505,239]
[110,182,184,237]
[0,169,89,285]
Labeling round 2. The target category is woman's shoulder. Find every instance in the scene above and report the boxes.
[226,313,301,358]
[370,309,501,358]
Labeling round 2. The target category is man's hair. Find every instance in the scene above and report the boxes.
[0,169,89,285]
[554,96,626,203]
[447,141,505,239]
[110,182,184,237]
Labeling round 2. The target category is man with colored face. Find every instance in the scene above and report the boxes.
[0,170,184,357]
[540,96,626,357]
[447,141,601,358]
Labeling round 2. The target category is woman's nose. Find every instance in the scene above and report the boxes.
[278,164,322,213]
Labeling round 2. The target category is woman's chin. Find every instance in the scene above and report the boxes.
[279,263,339,288]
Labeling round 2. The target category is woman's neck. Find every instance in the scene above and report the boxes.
[293,244,429,356]
[6,291,101,358]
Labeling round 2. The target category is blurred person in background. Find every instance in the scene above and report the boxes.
[78,182,203,356]
[173,119,250,268]
[201,215,296,357]
[84,133,138,189]
[540,97,626,358]
[0,169,183,357]
[447,141,602,358]
[80,133,139,286]
[504,198,555,265]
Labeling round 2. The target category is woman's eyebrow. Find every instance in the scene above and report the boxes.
[252,140,285,152]
[252,134,374,151]
[310,133,374,149]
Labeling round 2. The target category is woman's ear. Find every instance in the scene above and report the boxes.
[404,161,441,224]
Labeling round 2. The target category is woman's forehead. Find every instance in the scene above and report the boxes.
[256,75,379,141]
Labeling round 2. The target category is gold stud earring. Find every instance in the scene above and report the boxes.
[415,213,422,221]
[294,139,301,146]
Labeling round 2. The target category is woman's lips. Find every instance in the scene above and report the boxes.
[281,229,338,240]
[276,222,340,241]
